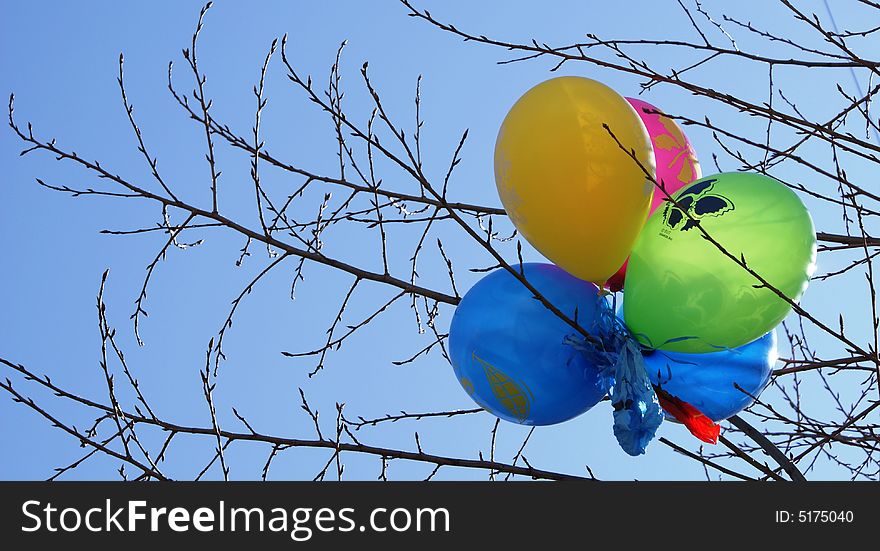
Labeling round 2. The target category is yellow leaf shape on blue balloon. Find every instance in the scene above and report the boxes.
[472,352,532,423]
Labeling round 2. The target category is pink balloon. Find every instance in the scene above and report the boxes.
[627,97,701,211]
[605,98,701,292]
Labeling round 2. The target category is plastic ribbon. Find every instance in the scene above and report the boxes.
[565,296,664,456]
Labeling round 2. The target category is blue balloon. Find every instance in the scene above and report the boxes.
[643,330,777,422]
[448,263,608,425]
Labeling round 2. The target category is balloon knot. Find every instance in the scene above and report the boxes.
[565,299,664,456]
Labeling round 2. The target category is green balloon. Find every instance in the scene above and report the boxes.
[623,172,816,353]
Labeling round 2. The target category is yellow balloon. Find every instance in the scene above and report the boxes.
[494,77,656,283]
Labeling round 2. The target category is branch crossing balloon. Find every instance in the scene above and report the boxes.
[447,77,811,455]
[643,330,778,422]
[448,263,609,425]
[605,98,702,291]
[624,172,816,353]
[494,77,656,284]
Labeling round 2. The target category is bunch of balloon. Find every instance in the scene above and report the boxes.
[446,75,817,457]
[449,77,667,455]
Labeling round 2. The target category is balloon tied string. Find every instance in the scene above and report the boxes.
[606,338,665,456]
[567,295,720,453]
[565,297,663,456]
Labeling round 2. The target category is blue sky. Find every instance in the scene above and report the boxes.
[1,0,877,480]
